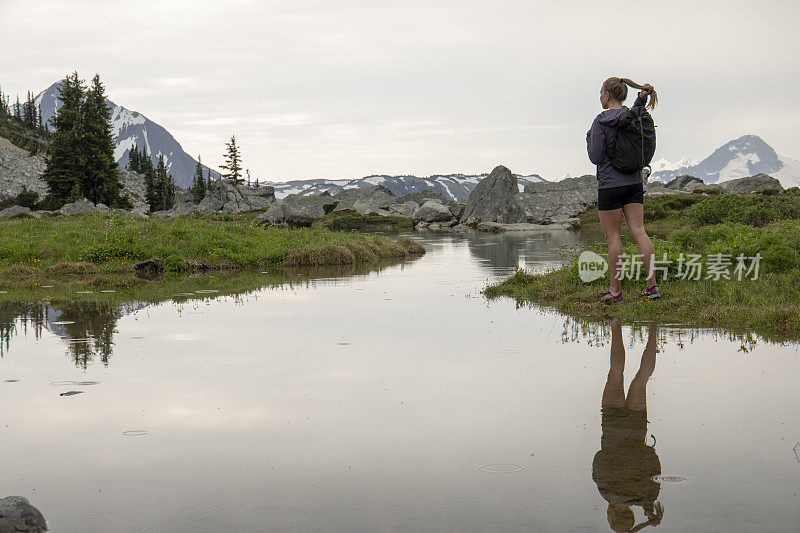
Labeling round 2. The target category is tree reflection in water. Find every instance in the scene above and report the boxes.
[0,301,133,367]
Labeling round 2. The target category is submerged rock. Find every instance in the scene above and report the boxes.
[0,495,47,532]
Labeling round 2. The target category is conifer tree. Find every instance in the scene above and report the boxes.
[42,72,87,202]
[219,135,243,185]
[82,74,122,205]
[206,169,212,192]
[23,91,36,128]
[37,105,44,133]
[154,155,174,211]
[255,178,259,188]
[144,152,159,210]
[192,156,206,203]
[14,95,21,119]
[128,144,139,172]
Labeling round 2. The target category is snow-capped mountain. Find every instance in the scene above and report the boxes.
[651,135,800,187]
[264,173,546,201]
[650,157,698,174]
[34,79,220,188]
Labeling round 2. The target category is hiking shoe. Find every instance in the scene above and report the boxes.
[598,290,623,304]
[640,285,661,300]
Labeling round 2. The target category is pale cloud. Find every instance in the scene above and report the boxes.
[1,0,798,180]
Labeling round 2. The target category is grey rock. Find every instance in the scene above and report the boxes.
[240,185,276,209]
[387,200,420,218]
[195,180,259,214]
[462,165,526,224]
[0,495,47,532]
[256,204,286,225]
[665,175,704,190]
[720,173,784,194]
[518,174,597,224]
[59,198,102,215]
[0,205,33,218]
[350,189,396,215]
[261,194,340,226]
[412,200,454,223]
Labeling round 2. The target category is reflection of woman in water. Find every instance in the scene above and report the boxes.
[592,320,664,532]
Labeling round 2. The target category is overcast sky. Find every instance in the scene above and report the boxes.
[2,0,799,181]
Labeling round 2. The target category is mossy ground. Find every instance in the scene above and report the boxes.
[0,213,425,283]
[487,192,800,341]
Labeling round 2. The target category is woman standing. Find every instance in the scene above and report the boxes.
[587,77,660,303]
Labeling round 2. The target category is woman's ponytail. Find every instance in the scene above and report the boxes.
[619,78,658,110]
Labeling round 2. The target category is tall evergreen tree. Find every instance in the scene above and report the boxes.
[144,152,159,210]
[154,155,174,211]
[42,72,87,202]
[206,169,212,192]
[127,144,139,172]
[23,91,36,128]
[82,73,122,205]
[13,95,21,119]
[37,105,44,132]
[192,156,206,203]
[219,135,243,185]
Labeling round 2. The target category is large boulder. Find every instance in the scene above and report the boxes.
[665,175,704,191]
[240,185,276,209]
[518,174,597,224]
[348,188,396,215]
[412,200,454,223]
[196,180,260,214]
[0,205,34,218]
[258,194,340,226]
[387,200,420,218]
[59,198,107,215]
[720,173,784,194]
[462,165,526,224]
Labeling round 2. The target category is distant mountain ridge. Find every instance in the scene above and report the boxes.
[264,173,545,202]
[34,79,221,189]
[651,135,800,187]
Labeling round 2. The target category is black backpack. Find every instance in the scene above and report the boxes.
[607,104,656,174]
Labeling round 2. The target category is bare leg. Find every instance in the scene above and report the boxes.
[599,208,624,293]
[602,319,626,409]
[622,203,656,289]
[625,324,658,411]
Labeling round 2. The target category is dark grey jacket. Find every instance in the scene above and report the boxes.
[586,95,647,189]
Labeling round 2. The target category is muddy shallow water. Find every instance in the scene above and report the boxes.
[0,230,798,532]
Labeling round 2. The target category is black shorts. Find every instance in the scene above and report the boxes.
[598,183,644,211]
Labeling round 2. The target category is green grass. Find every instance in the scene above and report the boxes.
[311,209,413,232]
[0,213,425,280]
[580,188,800,230]
[485,219,800,341]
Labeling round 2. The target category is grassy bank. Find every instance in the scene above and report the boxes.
[580,188,800,231]
[0,213,425,282]
[486,214,800,341]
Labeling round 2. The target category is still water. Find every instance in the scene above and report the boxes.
[1,230,798,532]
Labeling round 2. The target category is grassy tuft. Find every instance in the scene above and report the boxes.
[0,213,425,277]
